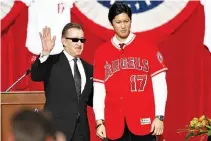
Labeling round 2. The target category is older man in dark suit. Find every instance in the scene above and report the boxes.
[31,23,93,141]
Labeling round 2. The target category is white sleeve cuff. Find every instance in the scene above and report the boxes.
[93,82,106,120]
[39,52,50,63]
[152,72,167,116]
[94,110,105,120]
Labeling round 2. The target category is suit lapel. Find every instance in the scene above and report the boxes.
[58,52,75,82]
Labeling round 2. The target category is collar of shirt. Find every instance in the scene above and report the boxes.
[63,50,81,62]
[112,32,135,49]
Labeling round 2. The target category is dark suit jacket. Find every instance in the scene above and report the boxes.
[31,52,93,141]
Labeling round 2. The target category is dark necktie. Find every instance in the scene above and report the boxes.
[119,43,125,50]
[73,58,81,100]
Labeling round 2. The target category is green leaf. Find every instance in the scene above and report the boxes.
[185,133,194,141]
[206,125,211,130]
[208,130,211,136]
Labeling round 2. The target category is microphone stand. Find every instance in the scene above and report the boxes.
[5,69,31,92]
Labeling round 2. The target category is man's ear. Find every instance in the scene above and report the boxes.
[61,38,66,47]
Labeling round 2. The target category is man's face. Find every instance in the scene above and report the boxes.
[62,28,85,57]
[112,13,131,41]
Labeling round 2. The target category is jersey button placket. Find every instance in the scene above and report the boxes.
[119,49,125,115]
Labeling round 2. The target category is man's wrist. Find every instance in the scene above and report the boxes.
[155,115,164,121]
[96,119,104,125]
[96,119,104,129]
[41,51,50,57]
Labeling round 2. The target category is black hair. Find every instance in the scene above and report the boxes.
[62,22,83,38]
[11,109,56,141]
[108,2,132,24]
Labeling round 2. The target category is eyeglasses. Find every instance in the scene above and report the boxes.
[65,37,86,43]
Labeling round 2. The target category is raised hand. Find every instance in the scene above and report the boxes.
[39,26,56,54]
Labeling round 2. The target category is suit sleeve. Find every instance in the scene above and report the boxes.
[31,55,52,81]
[87,86,93,107]
[87,64,94,107]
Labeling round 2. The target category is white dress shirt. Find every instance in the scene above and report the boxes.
[93,33,168,120]
[39,50,86,93]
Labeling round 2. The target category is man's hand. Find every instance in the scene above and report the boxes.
[151,118,164,135]
[39,26,56,54]
[96,120,106,139]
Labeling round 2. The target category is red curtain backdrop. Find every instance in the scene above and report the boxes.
[1,1,211,141]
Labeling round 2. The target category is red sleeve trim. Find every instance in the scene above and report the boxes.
[93,78,104,83]
[151,68,168,77]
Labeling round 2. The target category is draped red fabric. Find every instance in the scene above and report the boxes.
[1,1,43,92]
[1,1,30,91]
[1,1,211,141]
[158,5,211,140]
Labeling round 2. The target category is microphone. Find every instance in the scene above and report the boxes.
[5,69,31,92]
